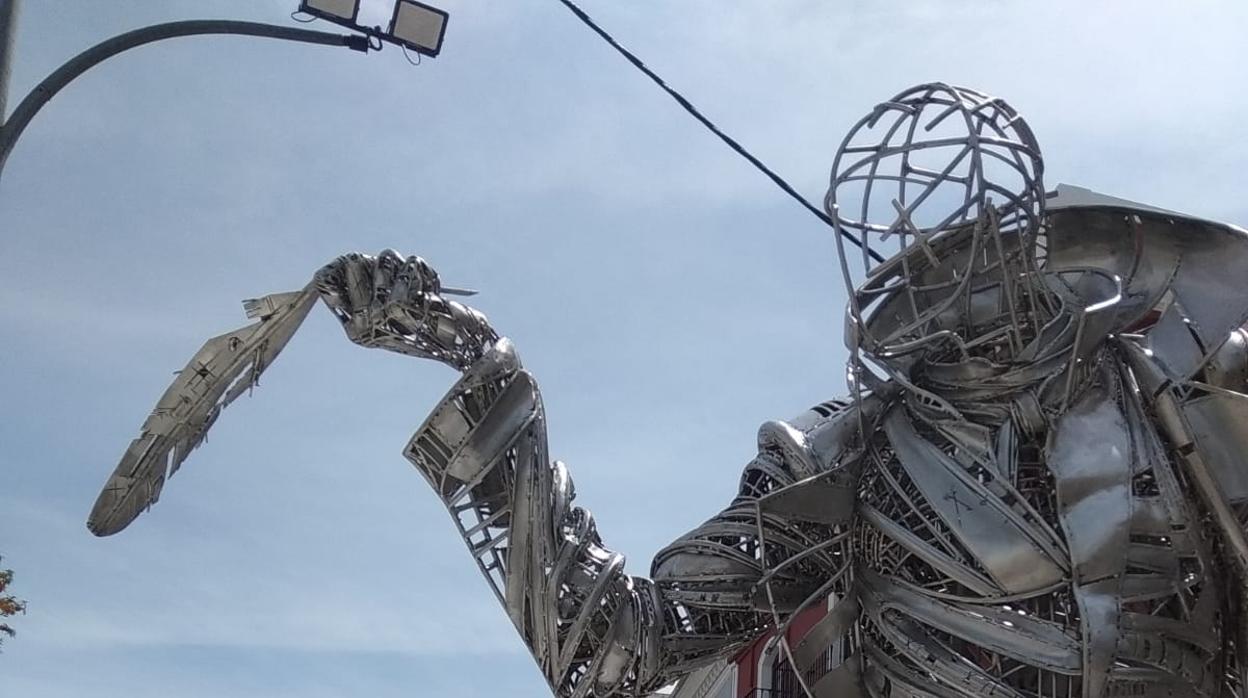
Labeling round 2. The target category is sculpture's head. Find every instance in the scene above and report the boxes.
[825,83,1049,374]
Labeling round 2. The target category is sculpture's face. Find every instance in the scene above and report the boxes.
[825,84,1047,365]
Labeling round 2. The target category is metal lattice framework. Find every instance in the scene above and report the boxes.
[88,84,1248,698]
[826,83,1045,274]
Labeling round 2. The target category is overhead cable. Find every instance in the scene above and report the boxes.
[553,0,883,263]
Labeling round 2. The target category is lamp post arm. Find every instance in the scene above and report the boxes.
[0,19,369,180]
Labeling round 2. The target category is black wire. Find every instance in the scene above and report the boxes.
[402,43,422,66]
[553,0,883,263]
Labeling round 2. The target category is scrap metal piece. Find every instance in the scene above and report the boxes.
[882,404,1067,594]
[1047,374,1132,697]
[88,285,317,537]
[1182,391,1248,506]
[1145,301,1205,382]
[861,568,1082,674]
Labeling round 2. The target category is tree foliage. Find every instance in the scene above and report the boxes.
[0,557,25,648]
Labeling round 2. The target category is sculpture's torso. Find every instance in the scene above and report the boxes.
[653,204,1248,698]
[850,363,1231,697]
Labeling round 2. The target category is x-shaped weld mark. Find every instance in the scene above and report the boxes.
[882,198,941,268]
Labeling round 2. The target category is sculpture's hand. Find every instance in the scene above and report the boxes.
[315,249,497,370]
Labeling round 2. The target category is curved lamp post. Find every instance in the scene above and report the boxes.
[0,0,450,184]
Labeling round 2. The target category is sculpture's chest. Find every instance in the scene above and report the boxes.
[849,390,1229,697]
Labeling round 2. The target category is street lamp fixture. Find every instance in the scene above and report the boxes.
[299,0,448,57]
[0,0,452,184]
[300,0,361,24]
[389,1,448,57]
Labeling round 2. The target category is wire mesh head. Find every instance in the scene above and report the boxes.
[825,83,1046,280]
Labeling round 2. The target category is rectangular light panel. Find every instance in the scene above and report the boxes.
[300,0,360,23]
[388,0,448,56]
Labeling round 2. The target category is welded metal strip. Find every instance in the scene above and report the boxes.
[862,643,968,698]
[882,404,1066,594]
[861,568,1081,674]
[860,504,1003,597]
[861,588,1030,698]
[1145,302,1205,382]
[1182,392,1248,505]
[1121,612,1219,655]
[1166,219,1248,360]
[756,468,857,525]
[791,595,859,673]
[443,370,538,484]
[1047,378,1132,697]
[505,425,537,630]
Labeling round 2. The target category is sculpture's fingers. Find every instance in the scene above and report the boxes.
[393,254,441,305]
[314,254,359,316]
[390,254,418,306]
[312,253,378,344]
[373,249,406,306]
[342,253,376,319]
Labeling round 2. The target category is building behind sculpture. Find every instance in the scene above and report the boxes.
[663,603,833,698]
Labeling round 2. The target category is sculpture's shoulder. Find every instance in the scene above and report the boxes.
[1047,184,1248,344]
[739,391,886,500]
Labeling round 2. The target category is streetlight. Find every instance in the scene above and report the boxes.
[299,0,449,57]
[0,0,450,183]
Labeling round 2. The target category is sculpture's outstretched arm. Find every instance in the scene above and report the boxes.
[315,251,862,697]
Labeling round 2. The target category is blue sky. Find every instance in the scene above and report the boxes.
[3,1,1247,696]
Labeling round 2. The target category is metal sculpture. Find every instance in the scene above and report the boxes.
[88,83,1248,698]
